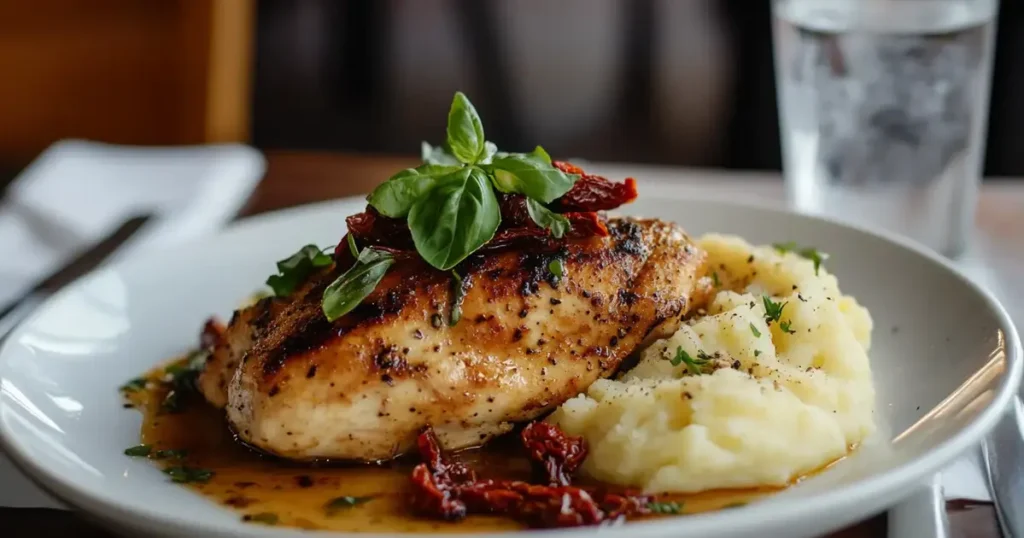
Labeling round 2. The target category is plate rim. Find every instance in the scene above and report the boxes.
[1,192,1020,537]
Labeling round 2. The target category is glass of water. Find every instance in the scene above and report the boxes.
[772,0,998,257]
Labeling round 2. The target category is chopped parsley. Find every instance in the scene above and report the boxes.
[245,512,279,525]
[762,295,787,324]
[548,258,565,278]
[647,501,682,514]
[124,444,152,457]
[669,347,711,375]
[772,242,829,275]
[119,377,147,393]
[749,323,762,338]
[711,271,721,287]
[779,320,796,334]
[325,495,375,514]
[163,466,214,484]
[754,349,762,357]
[153,449,188,460]
[160,350,209,413]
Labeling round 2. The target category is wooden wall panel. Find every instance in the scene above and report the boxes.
[0,0,253,167]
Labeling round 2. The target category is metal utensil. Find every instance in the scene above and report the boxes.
[0,214,150,342]
[888,474,950,538]
[982,395,1024,537]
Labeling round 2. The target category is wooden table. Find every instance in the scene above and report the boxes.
[0,151,1005,538]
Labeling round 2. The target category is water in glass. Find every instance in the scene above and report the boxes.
[773,0,998,256]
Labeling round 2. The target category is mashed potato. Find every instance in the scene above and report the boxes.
[547,234,875,493]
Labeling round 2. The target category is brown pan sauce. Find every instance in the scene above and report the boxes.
[124,359,783,532]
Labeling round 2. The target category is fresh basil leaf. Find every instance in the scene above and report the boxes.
[266,244,333,297]
[525,198,571,239]
[322,249,395,322]
[347,234,359,258]
[446,92,486,164]
[480,141,498,164]
[421,141,461,165]
[409,167,500,270]
[368,164,460,218]
[487,148,578,203]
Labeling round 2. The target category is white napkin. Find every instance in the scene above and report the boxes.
[0,139,265,508]
[0,139,266,305]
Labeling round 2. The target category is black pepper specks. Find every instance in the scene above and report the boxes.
[550,298,562,306]
[306,365,317,379]
[295,475,314,488]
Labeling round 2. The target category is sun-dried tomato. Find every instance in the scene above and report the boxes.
[341,163,630,256]
[552,161,639,212]
[345,207,414,250]
[408,424,652,528]
[520,422,588,486]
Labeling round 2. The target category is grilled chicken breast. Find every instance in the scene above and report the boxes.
[199,217,711,462]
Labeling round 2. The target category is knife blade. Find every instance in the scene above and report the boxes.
[0,214,151,341]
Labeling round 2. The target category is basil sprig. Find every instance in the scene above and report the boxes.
[367,92,579,271]
[408,167,500,270]
[322,245,395,322]
[266,245,333,296]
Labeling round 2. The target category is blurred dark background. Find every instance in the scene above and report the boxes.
[1,0,1022,179]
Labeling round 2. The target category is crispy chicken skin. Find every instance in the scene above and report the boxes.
[199,217,711,462]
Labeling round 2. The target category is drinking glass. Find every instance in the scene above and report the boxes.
[772,0,999,257]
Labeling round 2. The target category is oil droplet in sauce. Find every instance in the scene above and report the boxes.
[123,360,781,532]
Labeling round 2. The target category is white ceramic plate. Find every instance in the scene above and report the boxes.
[1,193,1020,538]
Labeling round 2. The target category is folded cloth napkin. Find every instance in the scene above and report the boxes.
[0,139,265,508]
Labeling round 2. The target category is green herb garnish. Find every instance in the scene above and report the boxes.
[347,234,359,258]
[325,495,375,514]
[647,501,682,514]
[772,242,829,275]
[780,320,796,334]
[160,350,209,413]
[449,271,466,326]
[124,444,152,457]
[266,244,333,297]
[750,323,762,338]
[153,449,188,460]
[526,198,570,239]
[408,166,499,271]
[668,347,711,375]
[163,466,213,484]
[754,349,762,357]
[548,258,565,278]
[321,247,396,322]
[246,512,279,525]
[367,92,578,272]
[762,295,787,324]
[119,377,147,393]
[711,271,721,287]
